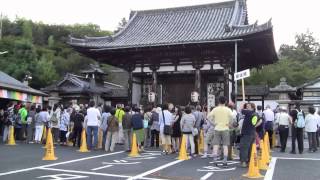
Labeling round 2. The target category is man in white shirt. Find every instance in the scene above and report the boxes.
[86,101,101,150]
[263,105,275,148]
[159,104,173,154]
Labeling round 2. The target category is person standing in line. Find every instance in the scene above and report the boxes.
[50,104,61,144]
[305,106,318,152]
[115,104,125,144]
[207,96,233,167]
[263,105,275,148]
[72,108,85,147]
[193,105,204,154]
[239,102,258,168]
[105,109,119,152]
[86,101,101,150]
[171,106,182,153]
[26,105,36,143]
[143,106,152,148]
[275,106,292,152]
[290,103,305,154]
[131,107,145,152]
[60,108,71,146]
[122,106,132,152]
[100,105,111,149]
[150,107,160,149]
[315,110,320,147]
[180,106,196,157]
[37,106,50,144]
[18,104,28,142]
[2,103,14,143]
[255,105,265,140]
[159,104,173,154]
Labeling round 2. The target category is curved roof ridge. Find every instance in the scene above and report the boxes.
[132,1,235,15]
[112,11,138,39]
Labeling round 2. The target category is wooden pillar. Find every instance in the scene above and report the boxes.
[150,65,160,106]
[223,66,230,101]
[193,61,203,104]
[128,70,133,106]
[125,64,135,106]
[195,68,201,96]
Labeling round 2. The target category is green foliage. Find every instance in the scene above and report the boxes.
[248,31,320,87]
[0,17,112,89]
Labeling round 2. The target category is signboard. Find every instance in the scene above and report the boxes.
[234,69,250,81]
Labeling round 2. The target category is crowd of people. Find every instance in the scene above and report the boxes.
[1,96,320,168]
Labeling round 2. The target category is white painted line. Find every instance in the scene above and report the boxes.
[114,160,121,163]
[197,167,236,172]
[200,172,213,180]
[102,161,141,165]
[125,157,156,160]
[91,165,113,171]
[39,167,129,178]
[127,160,183,180]
[0,151,124,177]
[275,157,320,161]
[39,167,168,180]
[264,157,277,180]
[120,160,128,162]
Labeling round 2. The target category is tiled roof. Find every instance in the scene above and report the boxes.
[69,0,272,50]
[42,73,127,98]
[0,71,47,96]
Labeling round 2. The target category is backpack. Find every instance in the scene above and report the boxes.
[295,110,305,128]
[50,112,59,126]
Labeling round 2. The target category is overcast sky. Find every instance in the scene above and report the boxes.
[1,0,320,50]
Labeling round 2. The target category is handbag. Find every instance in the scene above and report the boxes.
[162,111,172,135]
[192,128,198,136]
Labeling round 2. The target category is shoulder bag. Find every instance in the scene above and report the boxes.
[162,111,173,135]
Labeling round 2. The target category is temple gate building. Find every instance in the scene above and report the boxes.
[69,0,277,107]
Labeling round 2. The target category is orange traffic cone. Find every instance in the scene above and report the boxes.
[42,126,48,148]
[198,129,204,155]
[42,128,58,160]
[243,143,263,178]
[258,140,269,170]
[6,125,16,145]
[78,128,90,152]
[178,134,189,160]
[129,133,140,157]
[97,128,103,149]
[264,133,271,162]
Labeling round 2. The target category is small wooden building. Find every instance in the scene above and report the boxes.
[42,65,127,107]
[69,0,277,106]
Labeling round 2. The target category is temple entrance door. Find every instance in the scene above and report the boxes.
[162,79,193,106]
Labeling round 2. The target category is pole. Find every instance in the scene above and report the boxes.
[234,41,238,108]
[242,79,245,102]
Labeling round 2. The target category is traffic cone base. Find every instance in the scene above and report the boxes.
[129,133,140,157]
[243,143,263,179]
[6,126,16,145]
[42,128,58,161]
[178,134,189,160]
[78,129,90,152]
[258,140,269,170]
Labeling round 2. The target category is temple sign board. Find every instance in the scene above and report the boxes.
[234,69,250,102]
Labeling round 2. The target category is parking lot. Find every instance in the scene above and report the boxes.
[1,143,320,180]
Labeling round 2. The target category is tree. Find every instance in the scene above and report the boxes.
[114,17,127,34]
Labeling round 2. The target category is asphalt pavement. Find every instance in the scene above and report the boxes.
[1,140,320,180]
